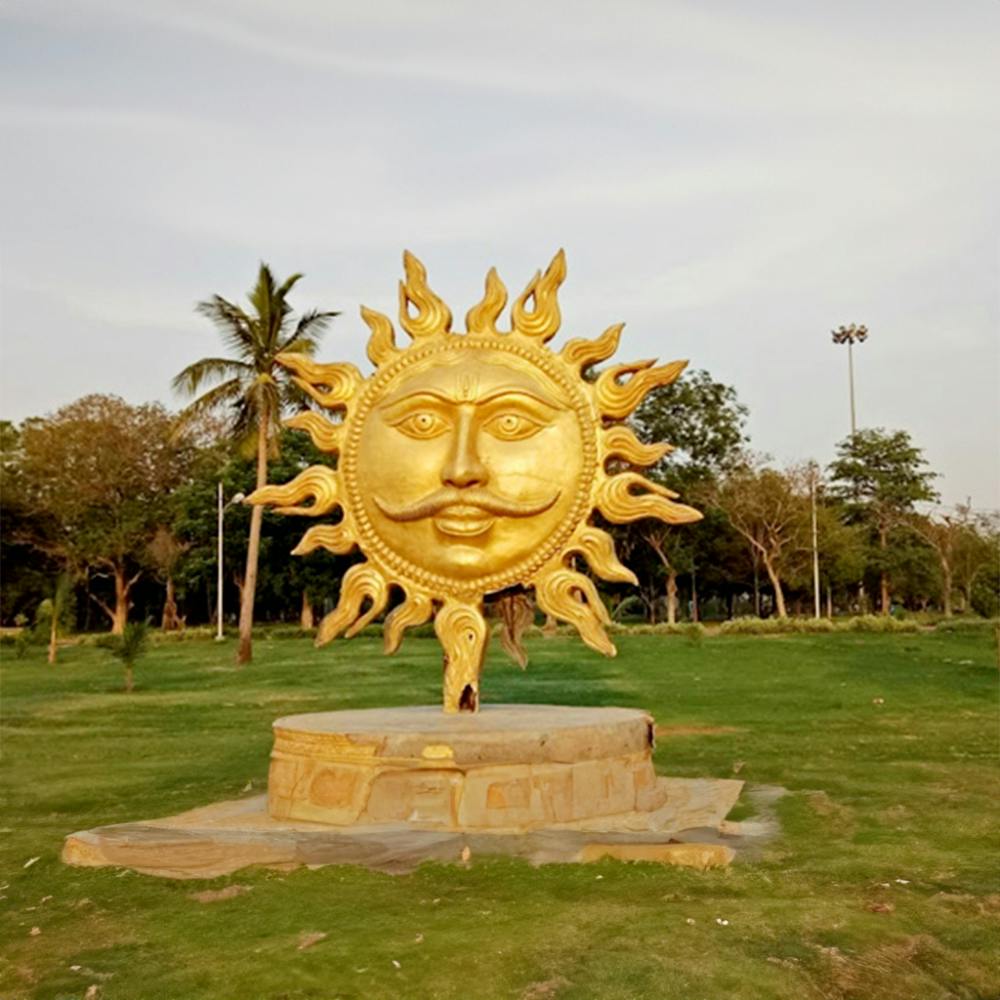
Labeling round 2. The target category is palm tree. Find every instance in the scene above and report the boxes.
[109,620,149,693]
[173,264,338,665]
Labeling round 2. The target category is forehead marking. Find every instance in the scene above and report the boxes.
[458,372,478,401]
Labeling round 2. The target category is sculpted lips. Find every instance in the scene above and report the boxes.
[373,487,560,538]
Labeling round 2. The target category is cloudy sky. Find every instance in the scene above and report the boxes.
[2,0,997,508]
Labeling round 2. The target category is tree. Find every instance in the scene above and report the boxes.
[46,574,74,664]
[890,529,941,612]
[109,620,149,693]
[147,526,189,630]
[633,369,749,482]
[0,421,59,625]
[169,421,345,632]
[169,434,250,628]
[239,428,347,627]
[13,396,191,633]
[828,429,938,615]
[907,507,976,616]
[709,462,812,618]
[630,370,748,622]
[952,509,999,615]
[173,265,338,664]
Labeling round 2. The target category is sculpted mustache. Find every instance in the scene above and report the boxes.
[374,487,560,522]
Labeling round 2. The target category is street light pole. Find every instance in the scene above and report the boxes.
[216,483,245,642]
[831,323,868,437]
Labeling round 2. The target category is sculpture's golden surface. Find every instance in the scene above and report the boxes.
[249,250,701,713]
[357,348,589,583]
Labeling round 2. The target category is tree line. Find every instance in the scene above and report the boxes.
[2,266,996,658]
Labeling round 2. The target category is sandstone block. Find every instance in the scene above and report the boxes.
[578,842,735,869]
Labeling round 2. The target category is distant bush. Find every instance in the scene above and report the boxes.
[257,625,321,641]
[717,615,913,635]
[933,617,998,634]
[842,614,920,633]
[718,616,787,635]
[799,617,837,633]
[151,626,223,643]
[3,618,49,657]
[623,622,706,641]
[971,575,1000,618]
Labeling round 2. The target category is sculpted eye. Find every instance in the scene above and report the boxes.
[394,411,448,439]
[483,412,544,441]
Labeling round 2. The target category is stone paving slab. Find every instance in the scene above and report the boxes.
[62,777,761,878]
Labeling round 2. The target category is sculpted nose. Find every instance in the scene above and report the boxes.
[442,412,488,488]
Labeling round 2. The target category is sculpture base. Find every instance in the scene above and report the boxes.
[62,705,763,878]
[269,704,672,830]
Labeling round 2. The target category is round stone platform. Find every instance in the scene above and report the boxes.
[268,705,664,831]
[62,704,764,878]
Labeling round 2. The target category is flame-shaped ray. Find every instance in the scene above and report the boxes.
[465,267,508,335]
[283,411,342,454]
[399,250,452,339]
[595,359,688,419]
[247,465,339,516]
[361,305,399,366]
[436,600,488,713]
[601,425,672,467]
[511,249,566,342]
[278,353,362,411]
[383,590,434,654]
[566,526,637,585]
[596,472,702,526]
[560,323,623,370]
[316,563,389,644]
[291,521,357,556]
[536,568,615,657]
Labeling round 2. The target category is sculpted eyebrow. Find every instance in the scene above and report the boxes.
[380,386,561,410]
[378,390,453,411]
[476,386,561,409]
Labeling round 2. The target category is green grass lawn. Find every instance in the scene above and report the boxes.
[1,630,998,1000]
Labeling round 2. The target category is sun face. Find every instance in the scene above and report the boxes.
[353,342,591,585]
[248,250,701,713]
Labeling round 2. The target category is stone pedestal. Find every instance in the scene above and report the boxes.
[62,704,756,878]
[268,705,662,830]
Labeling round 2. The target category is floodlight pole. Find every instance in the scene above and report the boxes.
[831,323,868,438]
[847,340,857,437]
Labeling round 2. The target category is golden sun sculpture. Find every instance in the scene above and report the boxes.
[248,251,701,713]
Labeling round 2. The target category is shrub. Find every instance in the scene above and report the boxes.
[798,617,836,633]
[718,616,786,635]
[971,576,1000,618]
[718,615,897,635]
[839,614,920,633]
[934,617,998,634]
[677,622,706,643]
[257,625,323,641]
[10,627,45,655]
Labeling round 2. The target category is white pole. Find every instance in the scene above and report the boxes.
[848,339,857,437]
[811,466,821,619]
[216,480,224,641]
